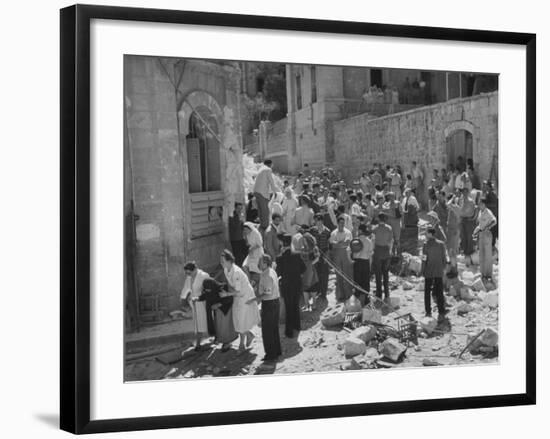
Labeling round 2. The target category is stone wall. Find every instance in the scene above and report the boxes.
[332,92,498,187]
[124,56,244,317]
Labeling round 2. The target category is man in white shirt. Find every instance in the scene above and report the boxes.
[253,159,279,235]
[257,255,282,362]
[474,197,497,280]
[351,224,374,305]
[329,216,353,302]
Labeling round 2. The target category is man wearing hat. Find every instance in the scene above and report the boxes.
[276,234,306,338]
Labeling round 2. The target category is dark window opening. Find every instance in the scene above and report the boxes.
[256,76,265,94]
[296,74,302,110]
[370,69,383,88]
[311,66,317,103]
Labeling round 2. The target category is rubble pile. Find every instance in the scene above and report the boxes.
[331,260,499,370]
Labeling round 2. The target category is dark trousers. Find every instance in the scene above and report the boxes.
[372,246,391,298]
[491,223,499,248]
[231,239,247,267]
[353,259,371,304]
[206,302,216,336]
[424,277,445,315]
[315,259,329,296]
[281,287,301,337]
[460,218,476,256]
[254,192,270,232]
[261,299,282,359]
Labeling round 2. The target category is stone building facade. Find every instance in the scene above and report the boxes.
[124,56,245,326]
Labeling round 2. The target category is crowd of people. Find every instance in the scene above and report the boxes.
[180,157,498,364]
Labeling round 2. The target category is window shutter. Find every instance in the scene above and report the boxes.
[187,138,202,193]
[206,132,221,191]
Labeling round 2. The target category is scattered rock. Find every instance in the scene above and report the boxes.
[408,257,422,275]
[461,271,475,284]
[345,295,362,313]
[456,301,473,315]
[460,286,475,301]
[362,308,382,324]
[350,325,377,343]
[471,278,486,292]
[422,358,442,366]
[448,285,459,297]
[344,337,367,357]
[483,291,499,308]
[380,337,407,362]
[402,281,414,290]
[420,316,437,335]
[480,327,499,347]
[388,296,401,309]
[321,303,346,327]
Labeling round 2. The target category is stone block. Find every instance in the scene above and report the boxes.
[389,296,401,309]
[483,291,499,308]
[480,327,499,347]
[350,325,377,343]
[344,337,367,357]
[420,316,437,335]
[362,308,382,324]
[460,286,475,301]
[448,285,459,297]
[380,337,407,362]
[345,295,362,313]
[422,358,443,367]
[321,304,346,327]
[471,278,486,292]
[456,301,473,315]
[408,257,422,275]
[461,271,475,284]
[402,281,414,290]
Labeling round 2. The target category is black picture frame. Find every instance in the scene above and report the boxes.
[60,4,536,434]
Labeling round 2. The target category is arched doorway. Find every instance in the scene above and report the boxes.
[446,129,473,172]
[186,107,221,193]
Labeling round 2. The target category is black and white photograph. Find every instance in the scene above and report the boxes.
[124,57,500,381]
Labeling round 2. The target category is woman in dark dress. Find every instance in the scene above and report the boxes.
[199,278,238,352]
